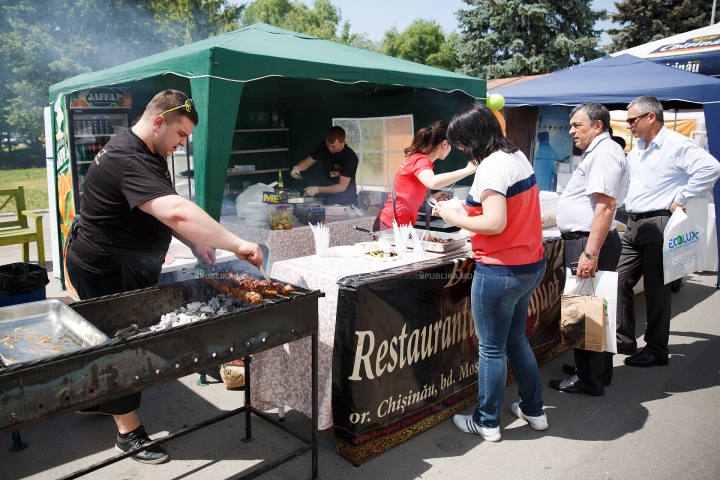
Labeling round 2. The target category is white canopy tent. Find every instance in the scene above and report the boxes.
[611,23,720,77]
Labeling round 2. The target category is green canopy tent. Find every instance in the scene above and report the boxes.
[49,23,486,219]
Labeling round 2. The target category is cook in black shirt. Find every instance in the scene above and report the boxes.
[66,89,263,465]
[290,126,358,205]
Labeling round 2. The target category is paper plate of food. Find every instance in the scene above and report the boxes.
[362,249,399,262]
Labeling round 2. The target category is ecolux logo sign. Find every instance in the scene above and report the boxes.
[668,230,700,249]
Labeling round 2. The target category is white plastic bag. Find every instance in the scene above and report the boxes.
[235,182,275,218]
[685,199,715,272]
[564,269,618,354]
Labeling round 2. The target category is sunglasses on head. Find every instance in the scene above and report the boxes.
[626,112,648,126]
[158,99,194,117]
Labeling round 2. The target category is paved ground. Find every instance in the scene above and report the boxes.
[1,213,720,479]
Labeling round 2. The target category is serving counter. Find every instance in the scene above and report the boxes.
[220,215,375,274]
[251,233,566,465]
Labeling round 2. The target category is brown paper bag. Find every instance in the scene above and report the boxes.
[560,293,607,352]
[219,363,245,390]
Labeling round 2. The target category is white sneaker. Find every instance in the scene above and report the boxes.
[452,414,501,442]
[511,403,548,431]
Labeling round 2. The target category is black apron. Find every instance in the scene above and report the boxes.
[67,215,167,292]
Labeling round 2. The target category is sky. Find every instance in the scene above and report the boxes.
[293,0,620,45]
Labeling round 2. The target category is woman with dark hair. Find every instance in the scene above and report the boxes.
[435,103,547,441]
[374,120,476,231]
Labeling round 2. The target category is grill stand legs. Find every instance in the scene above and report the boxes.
[242,355,253,443]
[56,331,320,479]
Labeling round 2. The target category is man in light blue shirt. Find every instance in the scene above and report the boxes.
[551,102,628,396]
[618,95,720,368]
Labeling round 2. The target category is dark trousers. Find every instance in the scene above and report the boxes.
[66,256,142,415]
[564,231,621,395]
[616,216,672,359]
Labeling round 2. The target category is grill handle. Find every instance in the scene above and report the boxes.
[114,324,139,340]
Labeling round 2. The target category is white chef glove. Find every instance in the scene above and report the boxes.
[304,186,319,197]
[290,166,302,179]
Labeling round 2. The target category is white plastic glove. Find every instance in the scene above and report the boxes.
[304,186,319,197]
[290,166,302,179]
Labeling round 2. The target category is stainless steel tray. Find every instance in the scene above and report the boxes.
[0,299,109,367]
[379,229,468,253]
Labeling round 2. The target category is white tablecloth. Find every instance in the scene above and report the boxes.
[249,247,469,430]
[220,215,376,274]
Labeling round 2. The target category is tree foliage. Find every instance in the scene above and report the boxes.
[0,0,243,167]
[242,0,340,41]
[608,0,712,52]
[381,20,459,71]
[455,0,607,79]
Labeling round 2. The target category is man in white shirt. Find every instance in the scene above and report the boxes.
[551,102,628,396]
[618,95,720,367]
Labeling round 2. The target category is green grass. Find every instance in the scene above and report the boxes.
[0,168,50,212]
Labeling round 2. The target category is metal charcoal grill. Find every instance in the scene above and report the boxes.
[0,275,323,479]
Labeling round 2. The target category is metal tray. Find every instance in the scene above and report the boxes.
[379,229,468,253]
[0,299,109,367]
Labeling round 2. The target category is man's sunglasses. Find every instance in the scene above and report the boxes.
[626,113,649,126]
[158,99,194,117]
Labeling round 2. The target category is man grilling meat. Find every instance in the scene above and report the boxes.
[65,89,263,464]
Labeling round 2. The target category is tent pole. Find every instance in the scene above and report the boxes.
[674,109,678,131]
[712,0,717,25]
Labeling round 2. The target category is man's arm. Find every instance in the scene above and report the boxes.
[294,156,317,173]
[138,194,263,267]
[317,175,351,194]
[576,192,616,278]
[672,143,720,210]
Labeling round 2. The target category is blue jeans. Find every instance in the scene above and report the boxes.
[471,264,545,428]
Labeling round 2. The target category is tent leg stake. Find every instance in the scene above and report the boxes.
[9,430,28,452]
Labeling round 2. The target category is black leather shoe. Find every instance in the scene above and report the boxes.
[115,425,169,464]
[562,364,576,376]
[549,377,604,396]
[624,351,668,368]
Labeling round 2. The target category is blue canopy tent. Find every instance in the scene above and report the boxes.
[491,54,720,286]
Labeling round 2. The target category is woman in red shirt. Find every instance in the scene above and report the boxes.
[374,120,477,231]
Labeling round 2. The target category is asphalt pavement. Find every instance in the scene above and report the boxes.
[1,212,719,479]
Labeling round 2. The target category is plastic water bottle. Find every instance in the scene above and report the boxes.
[534,131,560,192]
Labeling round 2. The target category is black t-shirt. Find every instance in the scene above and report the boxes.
[67,129,177,275]
[310,142,358,205]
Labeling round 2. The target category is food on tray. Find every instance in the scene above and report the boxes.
[269,208,293,230]
[364,249,397,258]
[355,241,380,252]
[425,234,454,244]
[204,272,294,305]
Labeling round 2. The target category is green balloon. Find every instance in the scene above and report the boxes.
[486,93,505,110]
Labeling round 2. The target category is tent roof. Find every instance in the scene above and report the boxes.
[488,54,720,109]
[48,23,485,103]
[611,23,720,59]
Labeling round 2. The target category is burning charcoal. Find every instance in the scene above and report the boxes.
[209,296,221,310]
[200,305,215,314]
[217,306,228,315]
[187,302,204,312]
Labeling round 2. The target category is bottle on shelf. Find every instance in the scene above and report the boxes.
[272,99,279,128]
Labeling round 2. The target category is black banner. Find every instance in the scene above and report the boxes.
[332,239,564,465]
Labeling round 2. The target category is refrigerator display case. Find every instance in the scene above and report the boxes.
[50,87,132,291]
[68,109,131,211]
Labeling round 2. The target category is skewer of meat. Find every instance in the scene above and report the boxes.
[203,278,263,305]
